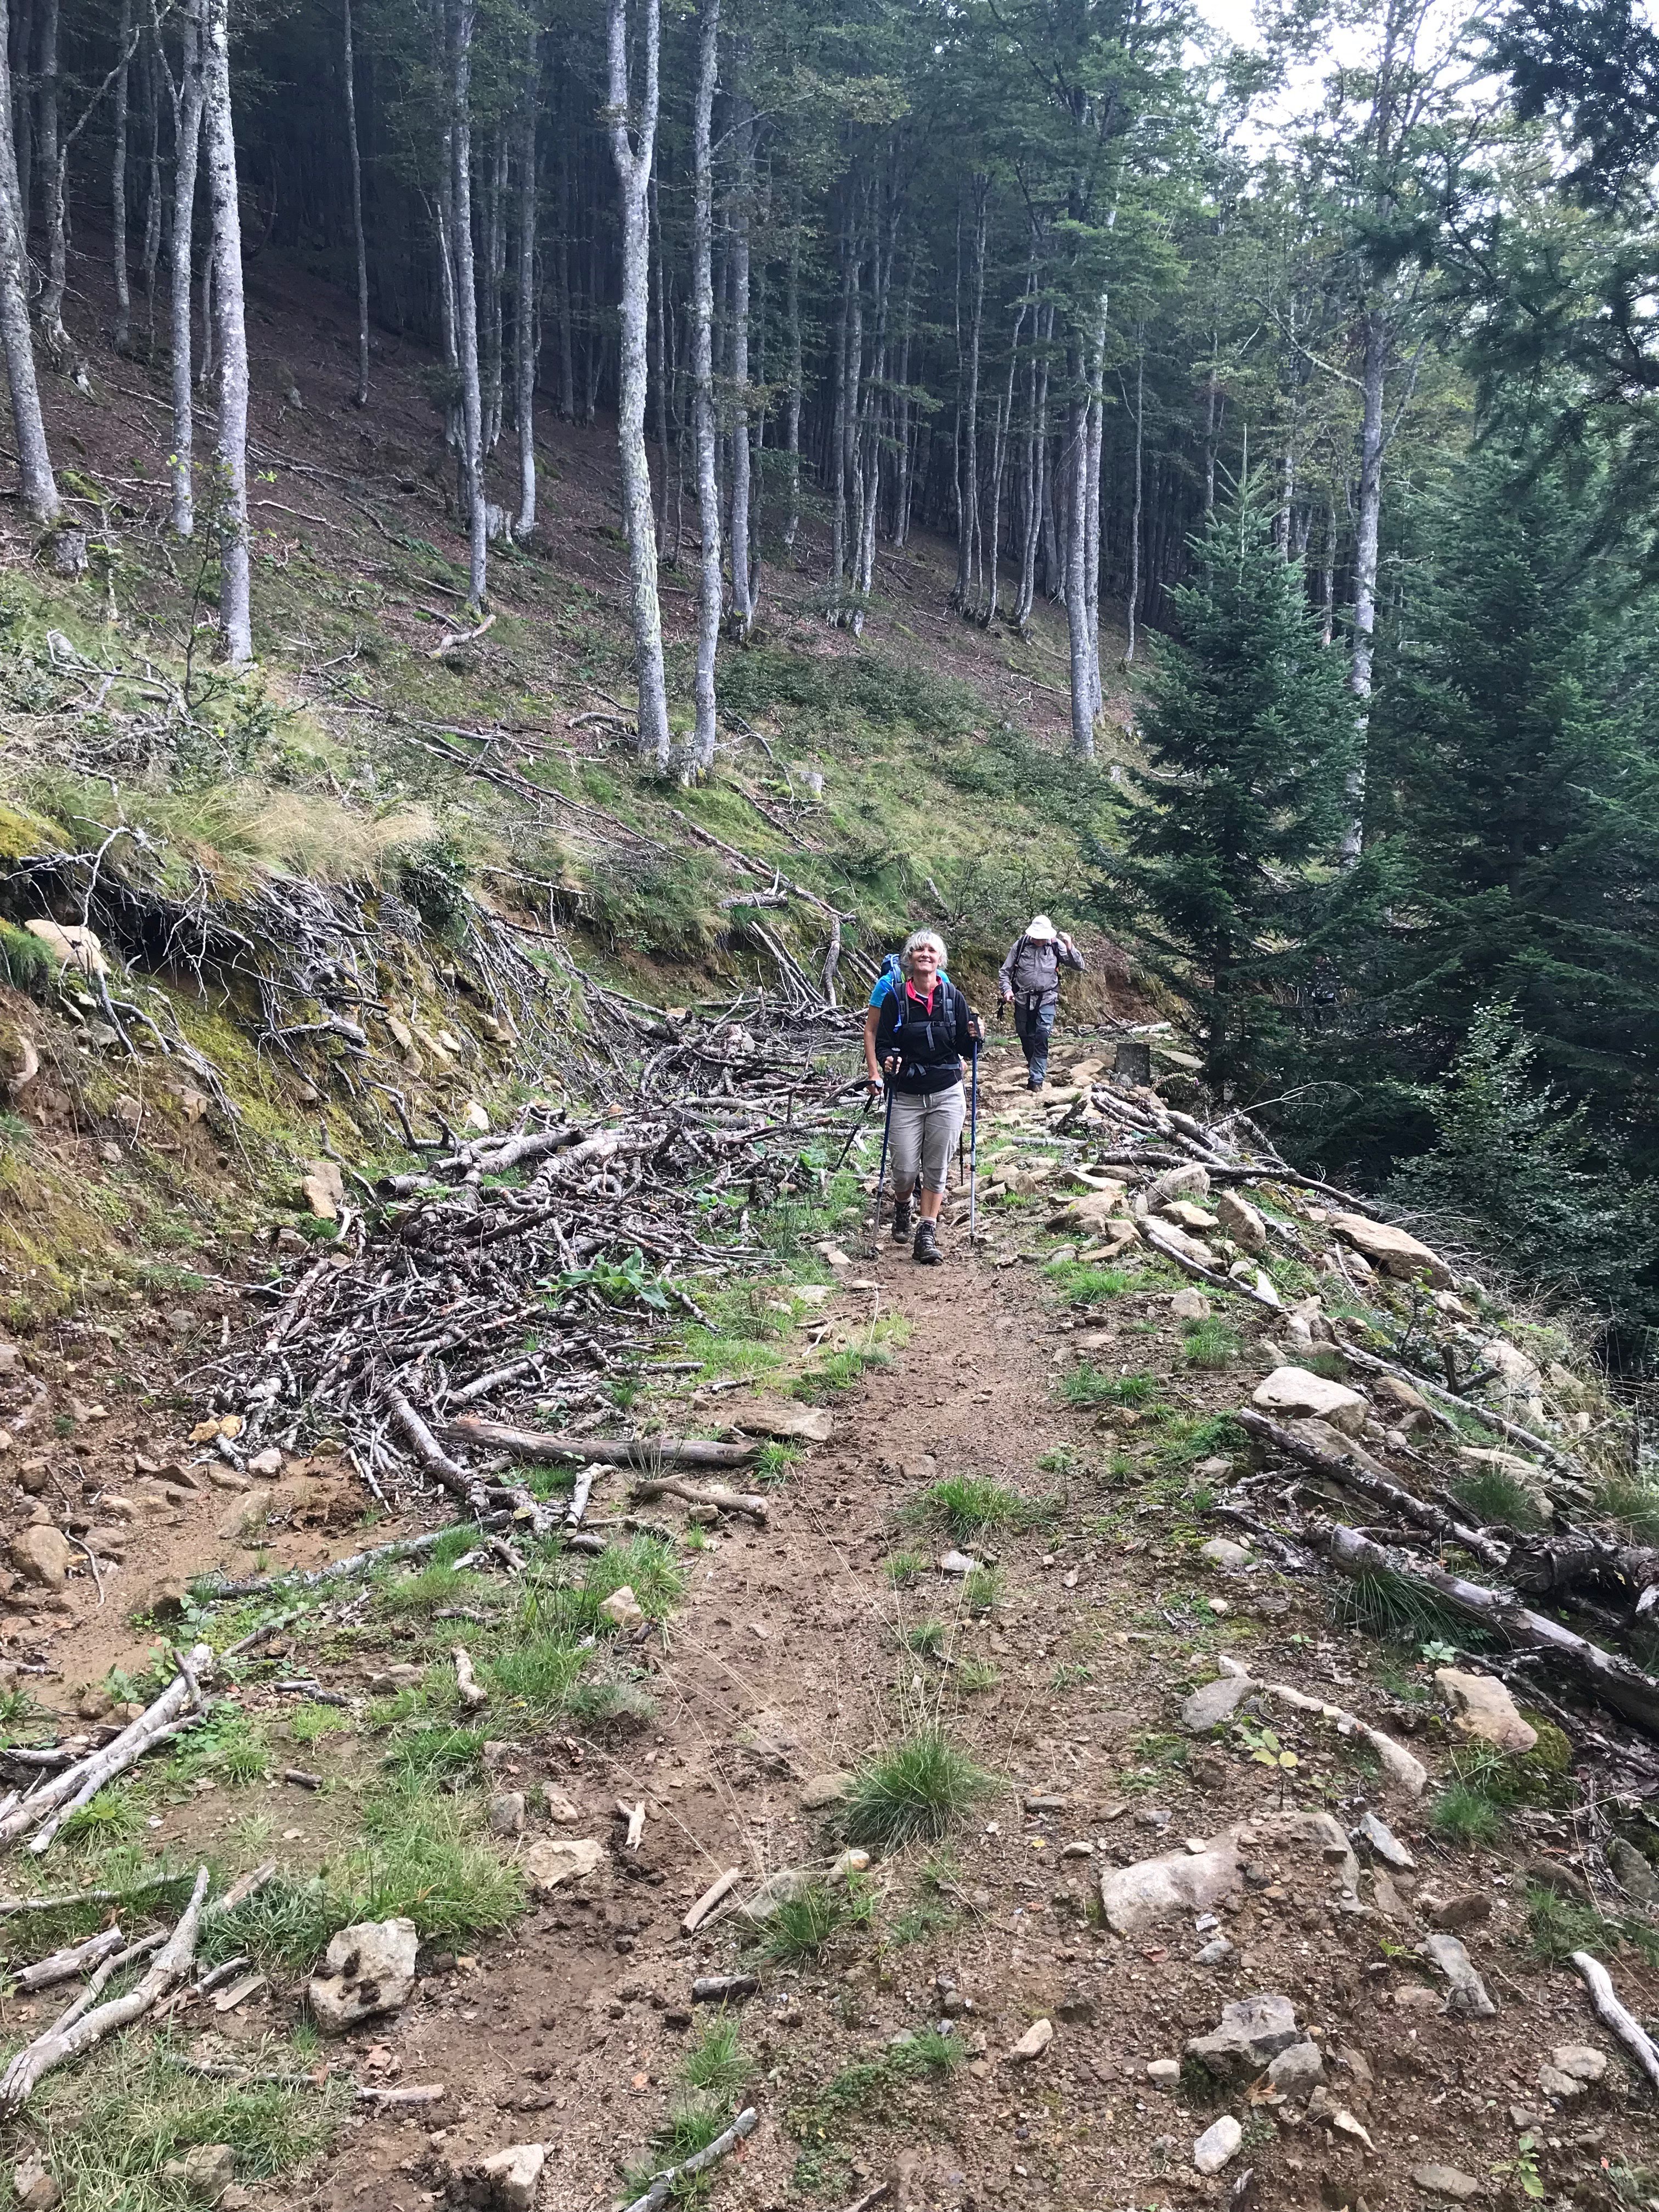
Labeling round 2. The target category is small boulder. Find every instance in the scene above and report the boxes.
[159,2145,236,2205]
[1423,1889,1491,1931]
[1357,1812,1415,1869]
[460,2143,546,2212]
[1544,2044,1607,2093]
[1216,1191,1268,1251]
[1100,1835,1242,1937]
[1147,1164,1210,1207]
[1170,1288,1211,1321]
[247,1447,284,1477]
[1186,1992,1300,2083]
[1199,1537,1250,1572]
[1608,1837,1659,1906]
[299,1159,345,1221]
[1161,1199,1220,1233]
[1251,1365,1366,1436]
[1410,2167,1483,2202]
[541,1783,581,1824]
[24,918,108,977]
[1182,1673,1252,1732]
[1328,1213,1452,1285]
[800,1770,855,1810]
[1419,1931,1497,2018]
[1267,2039,1324,2100]
[12,2157,60,2212]
[487,1790,526,1838]
[1193,2117,1243,2176]
[1434,1667,1538,1754]
[1007,2017,1054,2062]
[732,1403,834,1444]
[1146,2057,1181,2088]
[524,1837,603,1893]
[307,1917,419,2034]
[215,1487,272,1543]
[599,1584,646,1632]
[10,1525,74,1587]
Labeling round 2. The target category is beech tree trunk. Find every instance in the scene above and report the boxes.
[36,0,65,356]
[1123,327,1144,664]
[448,0,487,608]
[687,0,720,778]
[201,0,251,663]
[952,174,986,611]
[167,1,205,535]
[1016,300,1050,631]
[0,0,54,518]
[783,207,801,551]
[726,94,754,639]
[1064,345,1092,759]
[606,0,670,771]
[139,32,161,350]
[513,28,537,536]
[111,0,131,352]
[1342,308,1385,864]
[555,129,574,419]
[1321,497,1336,646]
[342,0,368,405]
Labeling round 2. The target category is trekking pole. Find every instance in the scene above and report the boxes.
[829,1086,876,1177]
[968,1031,981,1240]
[871,1074,896,1242]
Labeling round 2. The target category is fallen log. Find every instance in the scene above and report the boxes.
[1138,1220,1283,1313]
[1571,1951,1659,2091]
[0,1866,208,2113]
[1306,1519,1659,1737]
[1338,1339,1596,1493]
[0,1645,216,1854]
[620,2104,758,2212]
[15,1924,127,1990]
[630,1477,768,1526]
[1237,1410,1511,1572]
[200,1527,465,1602]
[1505,1532,1659,1610]
[448,1418,758,1471]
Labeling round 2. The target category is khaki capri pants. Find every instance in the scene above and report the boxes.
[890,1081,966,1197]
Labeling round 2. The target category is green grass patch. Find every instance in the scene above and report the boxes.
[1062,1365,1163,1410]
[884,1550,927,1588]
[378,1560,490,1616]
[955,1656,999,1692]
[903,1620,949,1658]
[755,1878,874,1964]
[1525,1882,1659,1968]
[920,1476,1025,1541]
[1182,1319,1242,1370]
[1045,1261,1135,1306]
[22,2034,344,2212]
[1148,1413,1245,1473]
[840,1729,993,1853]
[1429,1780,1504,1848]
[1595,1471,1659,1544]
[287,1702,353,1748]
[1451,1465,1548,1531]
[962,1565,1002,1613]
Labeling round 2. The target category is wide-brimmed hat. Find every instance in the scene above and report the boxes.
[1026,915,1058,942]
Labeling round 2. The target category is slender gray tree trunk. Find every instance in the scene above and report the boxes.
[1321,496,1336,646]
[726,90,755,636]
[342,0,368,405]
[828,214,851,605]
[687,0,720,778]
[1064,343,1092,759]
[483,127,505,450]
[782,206,801,552]
[197,205,214,385]
[1122,327,1144,665]
[607,0,670,770]
[1083,306,1106,713]
[111,0,132,352]
[1017,300,1050,631]
[0,0,53,518]
[984,288,1026,628]
[1342,309,1386,864]
[513,26,538,536]
[555,129,574,419]
[201,0,251,663]
[168,0,204,537]
[952,176,986,611]
[448,0,487,608]
[14,0,30,242]
[36,0,64,355]
[140,32,161,352]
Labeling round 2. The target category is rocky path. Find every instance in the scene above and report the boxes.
[295,1154,1657,2212]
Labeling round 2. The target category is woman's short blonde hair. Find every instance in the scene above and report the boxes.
[902,929,948,970]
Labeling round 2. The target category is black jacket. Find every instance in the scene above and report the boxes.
[874,978,974,1094]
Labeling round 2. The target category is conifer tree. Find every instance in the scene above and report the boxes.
[1101,484,1355,1096]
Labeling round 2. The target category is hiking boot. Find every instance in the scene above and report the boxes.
[913,1218,942,1266]
[891,1193,913,1241]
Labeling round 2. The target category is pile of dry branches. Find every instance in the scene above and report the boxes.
[190,998,860,1523]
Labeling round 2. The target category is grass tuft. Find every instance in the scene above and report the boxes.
[884,1550,927,1587]
[756,1878,873,1963]
[1182,1319,1241,1370]
[840,1728,992,1852]
[1062,1365,1163,1409]
[921,1476,1024,1541]
[1451,1465,1548,1531]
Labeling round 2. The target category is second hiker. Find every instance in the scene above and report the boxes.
[998,914,1085,1091]
[865,930,979,1266]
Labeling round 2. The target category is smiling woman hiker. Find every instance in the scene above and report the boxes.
[998,914,1085,1091]
[863,930,980,1265]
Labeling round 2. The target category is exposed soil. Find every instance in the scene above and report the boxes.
[2,1039,1633,2212]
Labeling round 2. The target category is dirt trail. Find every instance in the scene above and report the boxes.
[291,1097,1654,2212]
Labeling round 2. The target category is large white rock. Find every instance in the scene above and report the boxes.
[1099,1835,1242,1935]
[1187,1992,1300,2082]
[1147,1164,1210,1207]
[1328,1212,1452,1285]
[1252,1365,1367,1437]
[1193,2117,1243,2175]
[1216,1190,1268,1250]
[307,1917,418,2034]
[1434,1666,1538,1753]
